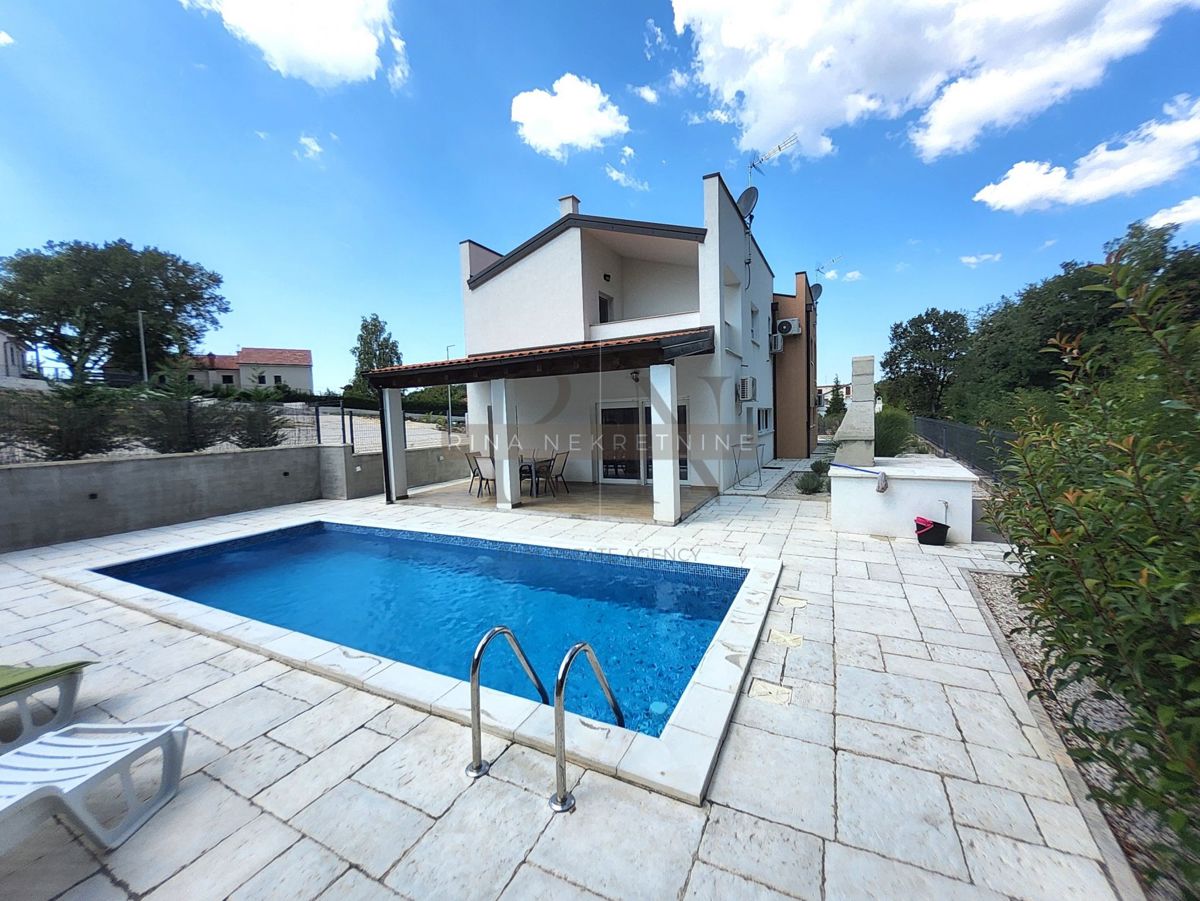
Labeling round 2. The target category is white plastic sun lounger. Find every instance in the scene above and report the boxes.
[0,721,188,854]
[0,662,92,752]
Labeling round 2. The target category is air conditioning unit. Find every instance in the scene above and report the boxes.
[737,376,757,402]
[775,317,802,337]
[769,334,784,354]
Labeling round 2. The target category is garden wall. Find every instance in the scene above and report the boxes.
[0,443,468,552]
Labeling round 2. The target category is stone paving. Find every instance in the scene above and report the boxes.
[0,493,1142,900]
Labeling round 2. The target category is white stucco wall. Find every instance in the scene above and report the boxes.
[623,258,699,319]
[463,229,587,356]
[830,456,977,543]
[237,364,314,391]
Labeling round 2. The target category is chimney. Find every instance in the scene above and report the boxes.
[558,194,580,217]
[206,352,215,368]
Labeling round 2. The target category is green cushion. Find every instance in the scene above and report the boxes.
[0,661,93,698]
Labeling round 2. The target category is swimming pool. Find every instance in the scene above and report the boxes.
[99,522,748,737]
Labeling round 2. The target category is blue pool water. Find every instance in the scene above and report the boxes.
[99,522,746,736]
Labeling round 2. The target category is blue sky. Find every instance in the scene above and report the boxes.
[2,1,1199,390]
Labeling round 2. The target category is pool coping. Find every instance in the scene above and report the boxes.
[46,516,781,805]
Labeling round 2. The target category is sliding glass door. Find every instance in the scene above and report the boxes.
[599,402,688,484]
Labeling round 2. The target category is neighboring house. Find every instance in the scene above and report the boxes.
[367,174,818,524]
[773,276,819,457]
[186,348,314,391]
[816,381,881,413]
[0,329,48,391]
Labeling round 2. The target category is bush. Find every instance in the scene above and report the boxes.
[874,409,912,457]
[231,404,288,448]
[796,471,825,494]
[134,366,232,453]
[987,250,1200,886]
[14,384,128,460]
[818,412,843,435]
[811,458,830,476]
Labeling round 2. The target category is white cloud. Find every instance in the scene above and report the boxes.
[895,261,911,273]
[511,73,629,161]
[1147,195,1200,227]
[254,130,269,140]
[295,134,324,160]
[605,164,649,191]
[843,270,863,282]
[960,253,1002,268]
[668,68,689,91]
[671,0,1194,161]
[824,269,839,280]
[633,84,659,104]
[644,18,667,59]
[974,96,1200,212]
[1039,238,1058,250]
[179,0,409,90]
[0,31,13,47]
[620,146,635,163]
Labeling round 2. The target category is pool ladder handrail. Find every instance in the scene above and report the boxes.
[549,641,625,814]
[465,626,549,779]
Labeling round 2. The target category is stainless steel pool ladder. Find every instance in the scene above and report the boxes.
[465,626,549,779]
[549,642,624,814]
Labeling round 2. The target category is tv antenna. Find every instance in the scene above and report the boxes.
[816,255,843,276]
[748,133,798,183]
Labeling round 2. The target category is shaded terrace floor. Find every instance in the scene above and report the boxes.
[404,479,718,523]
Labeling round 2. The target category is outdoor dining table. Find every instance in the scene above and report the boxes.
[519,455,552,497]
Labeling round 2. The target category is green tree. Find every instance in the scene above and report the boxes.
[825,376,847,416]
[880,307,969,417]
[349,314,401,396]
[0,240,227,383]
[987,249,1200,888]
[13,384,128,460]
[134,361,233,453]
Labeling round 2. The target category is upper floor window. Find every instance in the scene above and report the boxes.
[757,408,772,432]
[258,373,267,385]
[222,375,234,385]
[274,375,283,385]
[750,306,761,344]
[598,293,614,324]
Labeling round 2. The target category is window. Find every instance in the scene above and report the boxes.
[186,374,195,382]
[273,375,283,385]
[845,386,851,396]
[222,374,234,385]
[757,408,772,432]
[257,374,266,385]
[598,293,614,324]
[750,306,760,344]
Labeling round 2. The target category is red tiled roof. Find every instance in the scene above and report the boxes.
[368,328,710,375]
[190,348,312,369]
[237,347,312,366]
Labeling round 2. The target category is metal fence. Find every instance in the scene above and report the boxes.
[0,393,383,464]
[912,417,1016,481]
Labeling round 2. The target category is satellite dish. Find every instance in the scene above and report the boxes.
[811,283,823,302]
[736,186,759,220]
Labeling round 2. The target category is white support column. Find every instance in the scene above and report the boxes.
[490,378,521,510]
[381,388,409,501]
[649,363,681,525]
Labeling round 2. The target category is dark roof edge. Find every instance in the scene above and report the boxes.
[466,214,706,290]
[702,172,776,279]
[459,238,505,257]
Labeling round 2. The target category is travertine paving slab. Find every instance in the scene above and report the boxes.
[698,804,822,900]
[229,838,348,901]
[684,861,793,900]
[386,776,552,898]
[961,827,1116,901]
[144,812,299,900]
[354,716,506,817]
[255,728,392,820]
[707,723,834,838]
[837,752,967,878]
[293,780,432,879]
[529,771,706,901]
[205,735,308,799]
[268,687,391,756]
[835,665,959,738]
[317,869,402,900]
[187,685,309,749]
[824,843,1001,900]
[946,778,1041,842]
[500,864,604,900]
[0,820,101,901]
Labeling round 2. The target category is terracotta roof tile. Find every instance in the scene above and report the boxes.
[237,347,313,366]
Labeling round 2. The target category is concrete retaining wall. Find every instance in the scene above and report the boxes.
[0,443,469,552]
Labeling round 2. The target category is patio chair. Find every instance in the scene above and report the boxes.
[464,451,482,494]
[475,456,496,497]
[0,662,92,752]
[0,721,188,854]
[549,451,570,495]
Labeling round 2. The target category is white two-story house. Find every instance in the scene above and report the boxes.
[368,173,783,525]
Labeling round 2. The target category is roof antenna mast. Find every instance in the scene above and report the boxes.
[747,133,798,185]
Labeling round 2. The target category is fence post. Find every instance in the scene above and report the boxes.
[349,410,355,451]
[314,405,322,444]
[340,399,347,445]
